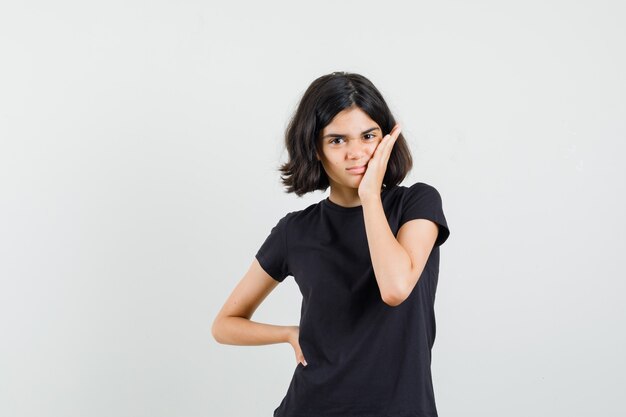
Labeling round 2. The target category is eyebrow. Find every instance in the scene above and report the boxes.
[321,127,380,139]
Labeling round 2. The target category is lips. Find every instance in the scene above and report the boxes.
[346,164,366,171]
[346,164,366,174]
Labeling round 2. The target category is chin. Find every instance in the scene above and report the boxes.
[331,176,361,190]
[347,179,362,188]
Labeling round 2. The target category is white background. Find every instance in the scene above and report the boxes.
[1,1,624,416]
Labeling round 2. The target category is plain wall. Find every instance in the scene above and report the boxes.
[1,0,624,416]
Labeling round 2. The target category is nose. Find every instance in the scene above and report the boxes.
[347,140,367,159]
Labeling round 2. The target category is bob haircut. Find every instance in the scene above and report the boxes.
[279,71,413,197]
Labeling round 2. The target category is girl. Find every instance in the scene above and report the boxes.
[212,71,451,416]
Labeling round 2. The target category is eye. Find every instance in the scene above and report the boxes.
[363,133,376,140]
[330,137,344,145]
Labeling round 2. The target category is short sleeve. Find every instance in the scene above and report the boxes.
[399,182,450,247]
[254,214,290,282]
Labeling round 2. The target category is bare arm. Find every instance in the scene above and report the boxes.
[211,258,296,346]
[212,258,307,365]
[361,194,438,307]
[357,124,438,307]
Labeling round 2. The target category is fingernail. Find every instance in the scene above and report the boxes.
[303,359,308,366]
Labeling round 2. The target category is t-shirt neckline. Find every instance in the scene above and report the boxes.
[321,186,389,213]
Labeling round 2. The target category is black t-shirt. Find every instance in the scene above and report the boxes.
[255,181,450,417]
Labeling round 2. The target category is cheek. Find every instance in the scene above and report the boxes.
[366,141,380,155]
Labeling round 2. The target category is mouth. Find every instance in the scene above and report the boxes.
[346,164,366,174]
[346,164,366,171]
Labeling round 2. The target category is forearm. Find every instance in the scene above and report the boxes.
[212,316,294,346]
[361,194,412,303]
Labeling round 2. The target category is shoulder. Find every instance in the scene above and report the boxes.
[273,210,298,229]
[395,180,450,246]
[408,181,440,193]
[281,200,323,223]
[270,201,319,234]
[394,181,446,219]
[395,181,443,202]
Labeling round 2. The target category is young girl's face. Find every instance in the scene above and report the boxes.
[317,105,383,191]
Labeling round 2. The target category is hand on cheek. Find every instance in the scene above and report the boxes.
[358,124,402,199]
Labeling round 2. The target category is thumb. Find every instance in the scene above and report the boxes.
[295,347,308,366]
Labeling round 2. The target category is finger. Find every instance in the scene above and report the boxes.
[374,136,393,160]
[391,124,402,139]
[379,128,401,161]
[383,125,401,144]
[296,347,307,364]
[374,127,401,161]
[382,127,401,150]
[372,138,388,160]
[389,126,402,146]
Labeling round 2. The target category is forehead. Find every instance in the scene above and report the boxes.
[322,106,379,133]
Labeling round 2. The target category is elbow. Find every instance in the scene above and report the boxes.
[381,287,410,307]
[211,317,225,344]
[381,271,420,307]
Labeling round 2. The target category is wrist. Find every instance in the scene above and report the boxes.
[284,325,298,345]
[360,193,382,206]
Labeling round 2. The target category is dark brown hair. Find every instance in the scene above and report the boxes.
[279,71,413,196]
